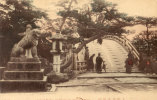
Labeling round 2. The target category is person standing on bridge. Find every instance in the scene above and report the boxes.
[96,53,103,73]
[125,52,134,73]
[87,54,95,71]
[152,57,157,75]
[85,47,89,67]
[85,47,89,61]
[145,56,153,74]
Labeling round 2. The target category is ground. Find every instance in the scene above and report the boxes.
[1,72,157,100]
[56,72,157,93]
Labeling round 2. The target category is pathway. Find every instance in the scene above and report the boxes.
[56,72,157,94]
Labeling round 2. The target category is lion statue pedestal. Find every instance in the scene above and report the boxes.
[0,29,48,92]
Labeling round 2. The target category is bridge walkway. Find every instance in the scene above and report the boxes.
[86,39,139,72]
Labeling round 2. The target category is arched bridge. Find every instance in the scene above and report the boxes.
[103,35,140,61]
[62,35,140,73]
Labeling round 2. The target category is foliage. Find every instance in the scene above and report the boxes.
[97,38,103,44]
[133,31,157,56]
[57,0,136,39]
[47,71,69,83]
[1,0,48,36]
[132,17,157,56]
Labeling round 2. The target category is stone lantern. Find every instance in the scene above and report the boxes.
[50,32,67,73]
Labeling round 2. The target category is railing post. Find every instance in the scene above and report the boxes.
[72,52,78,70]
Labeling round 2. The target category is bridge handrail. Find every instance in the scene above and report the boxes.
[120,36,140,60]
[103,35,140,61]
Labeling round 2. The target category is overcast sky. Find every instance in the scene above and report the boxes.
[33,0,157,19]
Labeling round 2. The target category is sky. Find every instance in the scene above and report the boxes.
[33,0,157,19]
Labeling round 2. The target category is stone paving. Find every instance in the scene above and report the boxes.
[56,72,157,94]
[77,72,157,78]
[1,72,157,100]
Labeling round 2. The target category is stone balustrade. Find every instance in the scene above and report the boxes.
[76,61,87,71]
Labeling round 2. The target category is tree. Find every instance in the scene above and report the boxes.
[58,0,136,38]
[57,0,138,52]
[135,17,157,56]
[133,31,157,57]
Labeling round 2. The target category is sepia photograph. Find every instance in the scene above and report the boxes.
[0,0,157,100]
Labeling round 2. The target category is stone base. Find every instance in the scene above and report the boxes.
[4,69,44,80]
[0,57,48,92]
[10,57,40,62]
[0,76,47,92]
[7,62,41,71]
[0,67,5,80]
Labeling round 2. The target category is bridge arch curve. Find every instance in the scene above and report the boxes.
[102,35,140,61]
[75,35,140,72]
[62,34,140,73]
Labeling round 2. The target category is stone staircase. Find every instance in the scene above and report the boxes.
[105,65,140,73]
[0,57,47,92]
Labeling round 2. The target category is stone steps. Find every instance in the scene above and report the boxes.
[0,76,47,82]
[77,73,157,79]
[105,66,140,73]
[0,67,5,80]
[7,62,41,71]
[0,58,47,92]
[0,77,47,92]
[4,69,44,80]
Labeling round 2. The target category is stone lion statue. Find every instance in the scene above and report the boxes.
[11,24,41,58]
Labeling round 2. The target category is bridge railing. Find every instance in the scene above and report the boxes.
[121,36,140,60]
[76,61,87,71]
[103,35,140,62]
[74,43,87,72]
[60,48,73,73]
[61,43,87,73]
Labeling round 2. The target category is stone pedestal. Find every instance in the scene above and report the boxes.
[0,57,47,92]
[0,67,5,80]
[53,54,60,73]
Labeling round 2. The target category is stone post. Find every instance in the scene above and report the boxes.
[59,41,63,52]
[53,54,60,73]
[50,33,67,73]
[52,41,56,52]
[73,53,78,70]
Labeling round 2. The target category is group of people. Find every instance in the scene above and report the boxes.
[124,51,134,73]
[139,54,157,74]
[85,47,105,73]
[84,47,157,74]
[84,47,135,73]
[124,51,157,74]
